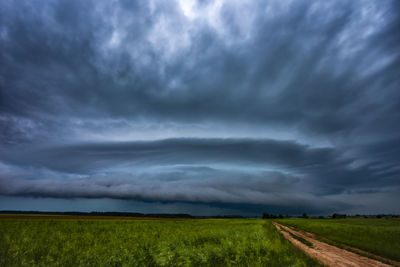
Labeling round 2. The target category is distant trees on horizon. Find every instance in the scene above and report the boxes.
[262,213,285,219]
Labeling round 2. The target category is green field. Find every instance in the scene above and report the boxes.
[0,216,320,267]
[277,218,400,261]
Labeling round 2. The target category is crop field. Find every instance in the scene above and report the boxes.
[0,215,320,267]
[277,218,400,261]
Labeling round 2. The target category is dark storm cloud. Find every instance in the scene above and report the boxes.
[0,162,354,215]
[1,138,344,173]
[1,0,399,214]
[1,0,399,139]
[1,138,398,209]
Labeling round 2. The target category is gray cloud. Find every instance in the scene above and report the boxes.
[1,138,345,173]
[1,0,399,215]
[0,165,352,215]
[1,138,398,214]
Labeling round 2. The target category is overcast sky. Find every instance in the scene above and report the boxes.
[1,0,399,216]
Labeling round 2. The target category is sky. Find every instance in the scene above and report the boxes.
[0,0,399,216]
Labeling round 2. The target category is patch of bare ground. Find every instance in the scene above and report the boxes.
[273,222,399,267]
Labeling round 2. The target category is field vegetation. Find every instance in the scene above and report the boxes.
[277,218,400,261]
[0,215,320,266]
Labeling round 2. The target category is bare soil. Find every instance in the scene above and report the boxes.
[273,222,399,267]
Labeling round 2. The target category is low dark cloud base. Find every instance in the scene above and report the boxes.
[1,138,399,215]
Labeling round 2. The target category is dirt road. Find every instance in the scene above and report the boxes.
[273,222,398,267]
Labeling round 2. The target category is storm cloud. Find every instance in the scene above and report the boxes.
[1,0,399,215]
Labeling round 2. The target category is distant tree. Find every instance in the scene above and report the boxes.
[278,214,283,219]
[302,213,308,218]
[262,212,270,219]
[262,212,279,219]
[332,213,346,219]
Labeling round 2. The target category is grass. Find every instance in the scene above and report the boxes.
[277,218,400,261]
[0,216,321,266]
[287,232,313,248]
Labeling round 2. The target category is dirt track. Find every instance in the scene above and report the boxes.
[273,222,398,267]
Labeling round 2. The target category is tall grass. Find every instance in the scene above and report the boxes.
[277,218,400,261]
[0,217,320,266]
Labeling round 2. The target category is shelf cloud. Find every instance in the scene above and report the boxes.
[1,0,399,215]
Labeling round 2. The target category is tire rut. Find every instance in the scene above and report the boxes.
[273,222,398,267]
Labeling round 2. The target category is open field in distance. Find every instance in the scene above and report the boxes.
[0,215,320,267]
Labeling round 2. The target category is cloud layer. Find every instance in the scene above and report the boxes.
[1,0,399,215]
